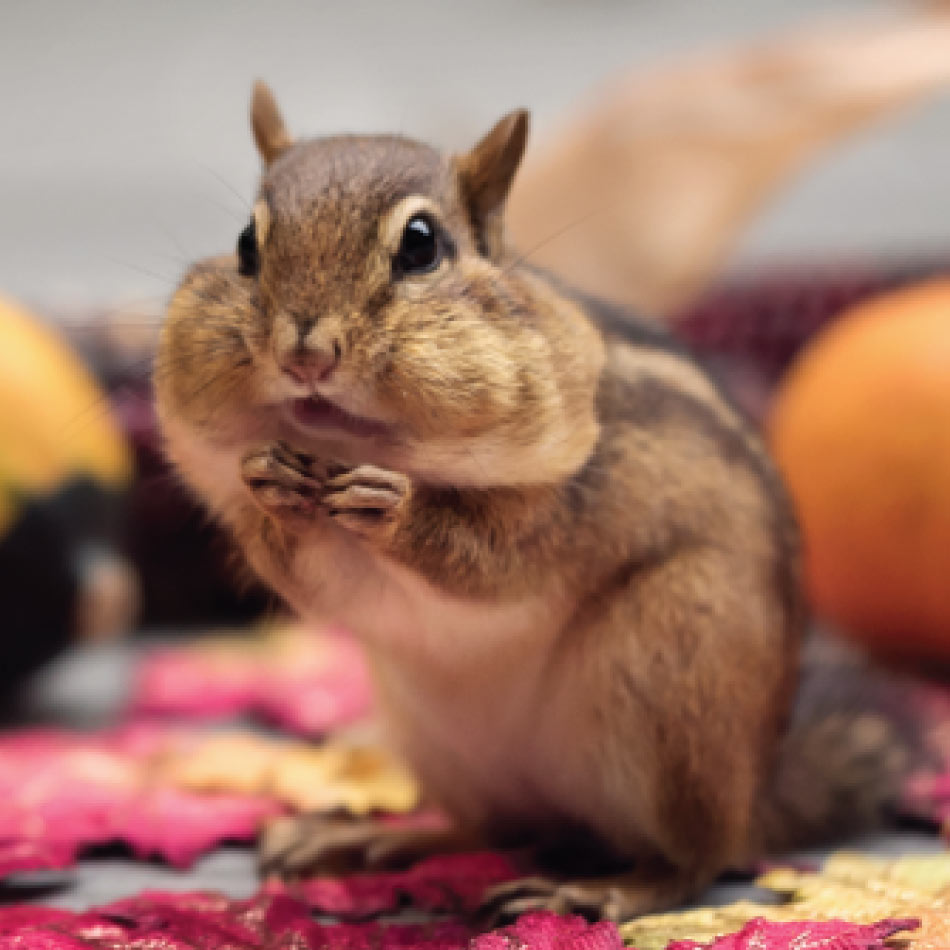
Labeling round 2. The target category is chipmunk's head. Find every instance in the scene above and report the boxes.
[157,82,603,486]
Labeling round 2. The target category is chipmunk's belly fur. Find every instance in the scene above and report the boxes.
[162,419,641,839]
[284,539,658,852]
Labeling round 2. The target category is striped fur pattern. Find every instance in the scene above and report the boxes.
[152,84,871,922]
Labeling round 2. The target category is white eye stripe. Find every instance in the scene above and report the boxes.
[379,195,441,252]
[252,199,272,245]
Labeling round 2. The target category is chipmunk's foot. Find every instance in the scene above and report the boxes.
[479,867,689,925]
[478,876,622,925]
[259,814,467,877]
[322,464,410,541]
[241,442,323,519]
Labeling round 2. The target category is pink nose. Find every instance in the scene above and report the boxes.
[281,343,339,385]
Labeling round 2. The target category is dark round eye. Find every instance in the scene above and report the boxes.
[237,219,259,277]
[393,213,440,276]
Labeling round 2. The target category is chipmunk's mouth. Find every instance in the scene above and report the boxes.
[289,395,392,439]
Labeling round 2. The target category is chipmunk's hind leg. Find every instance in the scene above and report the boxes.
[259,814,479,877]
[477,859,703,925]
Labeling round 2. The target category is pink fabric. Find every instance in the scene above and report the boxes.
[268,851,521,917]
[0,726,282,877]
[0,892,619,950]
[111,786,281,867]
[665,915,918,950]
[0,888,918,949]
[473,912,625,950]
[0,838,74,877]
[130,628,372,736]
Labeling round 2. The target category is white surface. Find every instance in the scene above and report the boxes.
[2,0,950,310]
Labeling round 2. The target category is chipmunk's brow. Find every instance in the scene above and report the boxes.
[378,194,442,250]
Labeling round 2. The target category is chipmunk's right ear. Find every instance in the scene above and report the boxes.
[456,109,529,259]
[251,81,294,166]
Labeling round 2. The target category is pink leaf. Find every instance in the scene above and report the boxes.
[269,851,521,918]
[130,626,373,737]
[115,786,282,867]
[0,727,283,878]
[472,912,625,950]
[0,890,472,950]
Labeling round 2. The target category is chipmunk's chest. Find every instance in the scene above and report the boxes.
[351,562,587,827]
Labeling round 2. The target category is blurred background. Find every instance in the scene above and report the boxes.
[3,0,950,705]
[3,0,950,308]
[5,0,950,921]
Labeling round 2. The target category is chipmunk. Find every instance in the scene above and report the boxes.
[154,83,906,922]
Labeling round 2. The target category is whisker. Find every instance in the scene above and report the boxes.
[103,255,179,288]
[58,383,132,441]
[198,190,247,224]
[60,340,251,442]
[198,162,252,214]
[503,205,607,276]
[175,356,252,410]
[150,215,192,265]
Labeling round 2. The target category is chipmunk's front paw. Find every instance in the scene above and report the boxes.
[241,442,323,519]
[322,464,410,541]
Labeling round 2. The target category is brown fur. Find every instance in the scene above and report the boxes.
[156,84,816,921]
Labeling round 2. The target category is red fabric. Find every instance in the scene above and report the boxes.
[267,851,521,917]
[0,885,919,949]
[0,892,617,950]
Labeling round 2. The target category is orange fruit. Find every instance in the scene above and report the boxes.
[0,295,131,535]
[769,280,950,660]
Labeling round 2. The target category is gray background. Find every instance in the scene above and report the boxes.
[2,0,950,312]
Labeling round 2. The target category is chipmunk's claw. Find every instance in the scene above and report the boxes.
[322,464,410,540]
[242,442,323,519]
[478,876,631,925]
[259,814,393,877]
[259,814,462,878]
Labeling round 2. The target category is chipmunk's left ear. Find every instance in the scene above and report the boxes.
[251,81,294,166]
[455,109,529,258]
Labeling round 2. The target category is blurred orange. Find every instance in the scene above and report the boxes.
[769,281,950,660]
[0,295,131,533]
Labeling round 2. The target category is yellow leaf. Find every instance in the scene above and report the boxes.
[271,743,420,815]
[160,730,420,817]
[622,851,950,949]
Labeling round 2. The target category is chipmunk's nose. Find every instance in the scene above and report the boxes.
[281,337,340,385]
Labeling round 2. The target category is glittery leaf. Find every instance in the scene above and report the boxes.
[474,911,625,950]
[130,622,372,736]
[268,851,521,918]
[0,722,422,878]
[160,731,421,817]
[663,916,916,950]
[0,838,74,878]
[0,892,616,950]
[622,851,950,949]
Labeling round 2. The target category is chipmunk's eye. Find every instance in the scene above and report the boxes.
[237,219,259,277]
[393,213,440,277]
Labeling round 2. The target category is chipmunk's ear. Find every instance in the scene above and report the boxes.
[251,81,294,166]
[456,109,529,258]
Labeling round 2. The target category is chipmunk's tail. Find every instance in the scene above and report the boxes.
[755,635,927,855]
